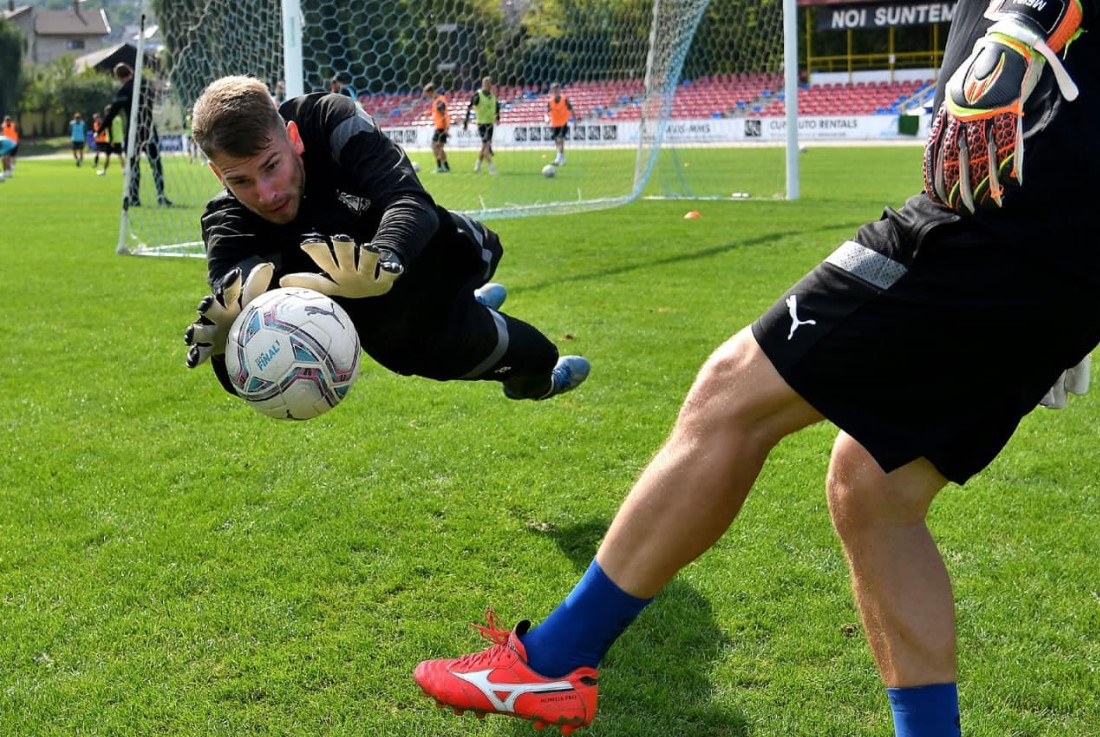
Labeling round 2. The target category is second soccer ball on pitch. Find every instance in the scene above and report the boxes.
[225,287,361,420]
[541,164,557,178]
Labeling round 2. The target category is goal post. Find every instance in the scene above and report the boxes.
[123,0,797,256]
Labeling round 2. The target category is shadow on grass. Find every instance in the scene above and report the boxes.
[522,519,749,737]
[520,223,865,297]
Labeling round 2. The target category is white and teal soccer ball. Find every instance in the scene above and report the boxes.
[225,287,360,420]
[541,164,557,178]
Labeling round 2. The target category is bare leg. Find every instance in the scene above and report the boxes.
[597,328,823,598]
[827,433,955,687]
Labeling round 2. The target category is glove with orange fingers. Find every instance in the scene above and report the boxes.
[923,0,1083,213]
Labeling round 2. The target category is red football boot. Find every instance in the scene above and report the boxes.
[414,608,599,734]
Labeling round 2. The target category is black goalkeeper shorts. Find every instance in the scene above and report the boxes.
[752,195,1100,484]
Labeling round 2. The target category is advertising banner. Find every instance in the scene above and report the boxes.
[380,114,929,149]
[814,2,956,30]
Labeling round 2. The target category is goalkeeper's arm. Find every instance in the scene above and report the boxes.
[923,0,1084,211]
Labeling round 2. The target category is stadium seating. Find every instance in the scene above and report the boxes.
[356,74,936,127]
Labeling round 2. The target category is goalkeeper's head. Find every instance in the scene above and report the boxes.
[192,76,286,160]
[193,75,306,225]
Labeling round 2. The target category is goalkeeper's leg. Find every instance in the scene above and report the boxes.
[412,301,589,401]
[458,310,589,401]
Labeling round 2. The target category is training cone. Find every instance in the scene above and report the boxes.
[683,210,701,219]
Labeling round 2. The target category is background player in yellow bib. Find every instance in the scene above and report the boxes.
[463,76,500,174]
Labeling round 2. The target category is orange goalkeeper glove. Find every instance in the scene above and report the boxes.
[923,0,1083,213]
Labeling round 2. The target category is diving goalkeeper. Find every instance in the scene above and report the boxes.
[415,1,1097,735]
[183,76,589,401]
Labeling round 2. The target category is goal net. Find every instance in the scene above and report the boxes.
[124,0,793,256]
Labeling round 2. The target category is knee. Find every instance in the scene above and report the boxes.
[826,444,940,541]
[826,466,887,542]
[674,328,801,448]
[679,331,753,415]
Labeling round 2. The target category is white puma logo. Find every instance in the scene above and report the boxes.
[785,294,816,340]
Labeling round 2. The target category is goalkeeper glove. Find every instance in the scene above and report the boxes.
[279,235,404,299]
[923,0,1082,213]
[184,261,274,368]
[1040,353,1091,410]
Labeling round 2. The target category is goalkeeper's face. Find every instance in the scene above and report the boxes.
[209,122,306,225]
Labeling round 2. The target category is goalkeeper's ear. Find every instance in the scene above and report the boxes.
[286,121,305,155]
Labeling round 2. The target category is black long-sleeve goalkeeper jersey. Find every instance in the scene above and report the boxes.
[200,92,494,384]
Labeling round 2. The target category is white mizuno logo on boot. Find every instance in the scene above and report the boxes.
[453,669,575,713]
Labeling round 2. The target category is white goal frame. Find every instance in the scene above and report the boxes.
[117,0,799,257]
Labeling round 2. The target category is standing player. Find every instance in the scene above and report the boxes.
[102,63,172,206]
[183,107,201,163]
[92,112,110,174]
[1,115,18,174]
[329,72,356,100]
[415,1,1096,736]
[546,83,576,167]
[0,134,14,181]
[69,112,86,167]
[423,83,451,173]
[108,105,126,172]
[183,76,590,404]
[463,76,500,174]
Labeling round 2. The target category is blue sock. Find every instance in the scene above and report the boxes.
[521,559,653,678]
[887,683,961,737]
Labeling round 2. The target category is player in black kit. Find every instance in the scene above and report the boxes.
[183,76,589,402]
[414,2,1097,735]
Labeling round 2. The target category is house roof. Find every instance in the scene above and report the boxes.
[73,42,159,74]
[1,4,33,22]
[35,6,111,37]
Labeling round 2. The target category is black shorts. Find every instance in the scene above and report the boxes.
[551,125,569,141]
[110,143,124,154]
[477,124,494,144]
[96,141,111,153]
[432,129,448,145]
[752,195,1100,484]
[71,141,84,150]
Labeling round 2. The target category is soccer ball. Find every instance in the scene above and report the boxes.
[541,164,557,178]
[411,160,421,172]
[225,287,361,420]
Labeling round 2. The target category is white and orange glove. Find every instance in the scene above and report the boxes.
[280,235,404,299]
[923,0,1083,213]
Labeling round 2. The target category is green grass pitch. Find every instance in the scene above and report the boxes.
[0,149,1096,736]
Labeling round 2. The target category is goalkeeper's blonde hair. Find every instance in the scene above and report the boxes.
[192,76,283,158]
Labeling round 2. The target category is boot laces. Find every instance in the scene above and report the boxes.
[455,606,512,668]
